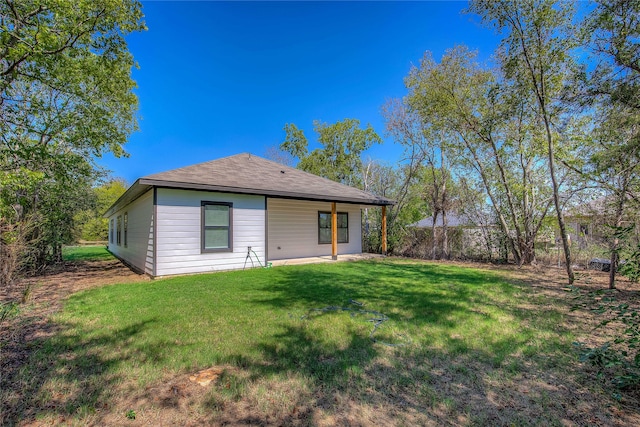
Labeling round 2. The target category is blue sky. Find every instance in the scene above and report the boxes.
[100,1,501,184]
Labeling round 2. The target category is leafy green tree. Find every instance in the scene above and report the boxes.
[0,151,95,273]
[280,119,382,188]
[360,159,425,254]
[382,98,462,259]
[0,0,144,277]
[585,0,640,111]
[469,0,578,283]
[588,0,640,289]
[564,0,640,288]
[403,46,554,265]
[74,179,128,241]
[1,0,144,158]
[573,107,640,289]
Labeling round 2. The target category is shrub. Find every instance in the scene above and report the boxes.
[572,287,640,390]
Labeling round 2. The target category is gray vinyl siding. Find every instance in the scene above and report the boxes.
[107,189,154,275]
[155,188,265,276]
[267,198,362,260]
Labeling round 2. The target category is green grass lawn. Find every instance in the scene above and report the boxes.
[10,259,589,425]
[62,245,113,262]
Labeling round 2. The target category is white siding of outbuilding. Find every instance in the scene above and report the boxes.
[154,188,266,276]
[267,198,362,261]
[107,189,154,275]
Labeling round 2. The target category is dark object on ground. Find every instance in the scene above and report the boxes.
[589,258,611,272]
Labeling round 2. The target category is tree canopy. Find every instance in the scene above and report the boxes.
[0,0,145,280]
[280,119,382,188]
[74,179,128,242]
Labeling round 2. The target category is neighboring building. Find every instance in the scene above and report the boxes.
[404,212,496,260]
[564,198,628,247]
[410,212,481,229]
[563,197,639,248]
[563,198,608,247]
[104,153,394,277]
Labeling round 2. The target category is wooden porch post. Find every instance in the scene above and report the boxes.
[381,205,387,255]
[331,202,338,260]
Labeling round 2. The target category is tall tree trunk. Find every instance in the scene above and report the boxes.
[609,182,628,289]
[543,118,576,285]
[512,22,574,283]
[503,0,575,283]
[442,210,449,259]
[546,121,574,284]
[459,134,522,264]
[609,214,622,290]
[521,154,536,264]
[431,211,439,260]
[488,136,525,262]
[440,149,449,259]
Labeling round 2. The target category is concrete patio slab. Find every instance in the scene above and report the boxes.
[269,253,385,267]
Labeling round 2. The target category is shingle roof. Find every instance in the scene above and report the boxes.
[106,153,394,216]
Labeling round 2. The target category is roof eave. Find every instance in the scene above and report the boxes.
[139,178,395,206]
[103,179,152,218]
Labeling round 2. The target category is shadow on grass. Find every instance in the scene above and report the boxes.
[3,259,615,425]
[255,260,513,329]
[0,318,160,425]
[209,260,598,425]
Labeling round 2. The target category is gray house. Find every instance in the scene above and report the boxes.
[105,153,393,277]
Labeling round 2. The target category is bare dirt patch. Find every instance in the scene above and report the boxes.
[2,257,640,426]
[479,262,640,424]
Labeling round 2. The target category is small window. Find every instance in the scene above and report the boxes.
[116,215,122,246]
[123,212,128,247]
[110,219,114,244]
[318,211,348,244]
[202,202,233,252]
